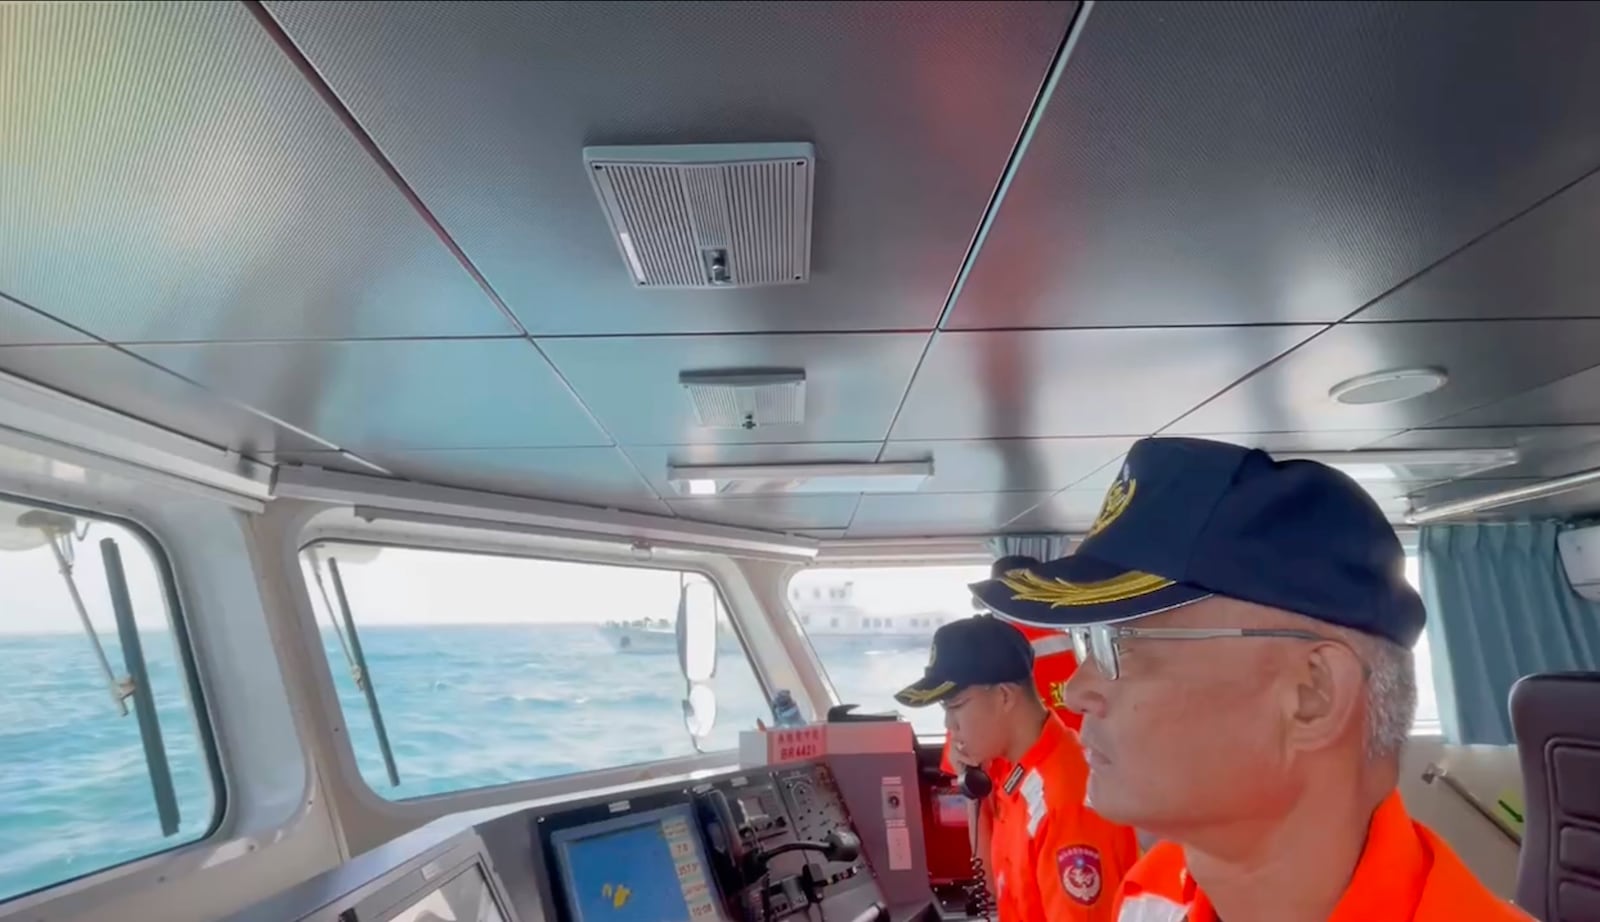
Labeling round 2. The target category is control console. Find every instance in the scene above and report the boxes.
[533,760,884,922]
[709,763,875,919]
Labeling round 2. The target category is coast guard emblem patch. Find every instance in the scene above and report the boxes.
[1057,844,1103,905]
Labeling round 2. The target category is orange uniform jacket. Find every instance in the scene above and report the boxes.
[1112,790,1531,921]
[988,714,1140,922]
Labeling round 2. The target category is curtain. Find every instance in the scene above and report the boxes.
[1419,521,1600,745]
[987,534,1071,563]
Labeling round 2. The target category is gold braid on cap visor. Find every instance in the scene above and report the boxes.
[1000,567,1174,608]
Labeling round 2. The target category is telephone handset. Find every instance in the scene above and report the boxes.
[695,789,754,901]
[958,766,993,800]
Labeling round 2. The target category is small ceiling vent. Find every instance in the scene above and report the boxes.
[680,370,806,430]
[584,143,815,289]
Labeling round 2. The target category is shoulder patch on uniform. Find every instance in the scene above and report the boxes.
[1057,844,1103,906]
[1001,764,1026,795]
[1022,770,1046,836]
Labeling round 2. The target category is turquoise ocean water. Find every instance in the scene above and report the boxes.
[0,625,934,904]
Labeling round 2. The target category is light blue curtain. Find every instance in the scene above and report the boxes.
[1419,521,1600,745]
[987,534,1071,562]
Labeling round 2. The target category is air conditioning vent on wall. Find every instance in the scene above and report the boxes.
[584,143,815,289]
[679,370,806,430]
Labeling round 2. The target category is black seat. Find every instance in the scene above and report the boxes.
[1511,672,1600,922]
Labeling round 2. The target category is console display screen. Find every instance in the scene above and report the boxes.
[552,804,724,922]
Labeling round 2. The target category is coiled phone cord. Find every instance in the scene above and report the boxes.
[965,800,997,922]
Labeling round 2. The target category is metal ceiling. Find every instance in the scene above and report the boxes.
[5,0,1600,538]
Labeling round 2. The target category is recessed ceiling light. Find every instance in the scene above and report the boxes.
[1328,368,1448,406]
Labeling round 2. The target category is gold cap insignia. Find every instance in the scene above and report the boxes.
[1086,465,1135,539]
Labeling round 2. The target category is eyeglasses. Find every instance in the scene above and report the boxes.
[1068,625,1331,680]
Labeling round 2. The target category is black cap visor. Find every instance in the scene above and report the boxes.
[971,552,1212,628]
[893,674,963,708]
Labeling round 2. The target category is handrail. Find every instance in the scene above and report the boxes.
[1421,763,1522,846]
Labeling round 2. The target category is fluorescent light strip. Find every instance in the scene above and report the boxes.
[667,460,933,496]
[1276,448,1520,481]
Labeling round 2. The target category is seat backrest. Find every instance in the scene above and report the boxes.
[1510,672,1600,921]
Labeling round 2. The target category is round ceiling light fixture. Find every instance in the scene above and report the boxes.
[1328,367,1449,406]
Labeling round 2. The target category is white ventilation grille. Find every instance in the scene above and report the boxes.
[679,370,806,430]
[584,143,815,289]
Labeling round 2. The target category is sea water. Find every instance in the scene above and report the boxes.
[0,625,937,903]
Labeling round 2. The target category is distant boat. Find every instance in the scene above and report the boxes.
[597,618,743,655]
[598,579,956,653]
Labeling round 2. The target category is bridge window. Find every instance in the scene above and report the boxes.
[299,543,770,800]
[788,565,989,735]
[0,496,218,903]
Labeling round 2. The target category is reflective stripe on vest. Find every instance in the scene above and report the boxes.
[1032,634,1075,658]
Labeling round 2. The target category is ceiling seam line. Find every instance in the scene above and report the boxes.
[240,1,529,338]
[242,0,627,453]
[1157,160,1600,437]
[1333,159,1600,326]
[0,286,348,455]
[873,0,1096,461]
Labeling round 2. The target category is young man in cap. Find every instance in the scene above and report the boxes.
[937,555,1086,780]
[972,437,1530,922]
[896,615,1138,922]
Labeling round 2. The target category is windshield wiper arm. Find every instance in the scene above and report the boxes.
[102,538,180,837]
[327,557,401,788]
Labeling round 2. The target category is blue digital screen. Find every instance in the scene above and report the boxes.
[554,805,723,922]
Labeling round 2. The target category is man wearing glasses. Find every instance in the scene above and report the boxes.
[895,614,1139,922]
[971,437,1528,922]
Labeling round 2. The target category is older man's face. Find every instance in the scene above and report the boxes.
[1059,597,1307,835]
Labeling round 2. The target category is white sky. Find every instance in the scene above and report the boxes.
[0,520,173,635]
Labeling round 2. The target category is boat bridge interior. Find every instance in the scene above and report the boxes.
[3,1,1600,921]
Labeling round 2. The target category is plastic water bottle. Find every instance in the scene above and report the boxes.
[771,689,806,727]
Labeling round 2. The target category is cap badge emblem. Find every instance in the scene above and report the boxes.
[1087,465,1135,539]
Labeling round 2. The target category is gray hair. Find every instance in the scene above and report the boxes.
[1344,629,1417,759]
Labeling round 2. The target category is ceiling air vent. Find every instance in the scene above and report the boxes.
[680,370,806,430]
[584,143,815,289]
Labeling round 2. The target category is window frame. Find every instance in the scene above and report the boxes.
[0,491,226,903]
[295,534,777,804]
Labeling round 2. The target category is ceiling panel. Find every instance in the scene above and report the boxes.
[667,494,860,532]
[129,339,609,451]
[265,0,1073,336]
[1168,320,1600,435]
[0,2,516,342]
[1355,171,1600,323]
[944,1,1600,330]
[891,326,1320,441]
[622,442,882,500]
[880,437,1132,494]
[279,447,667,514]
[848,491,1050,539]
[0,295,90,346]
[1427,364,1600,430]
[0,345,326,455]
[540,333,926,445]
